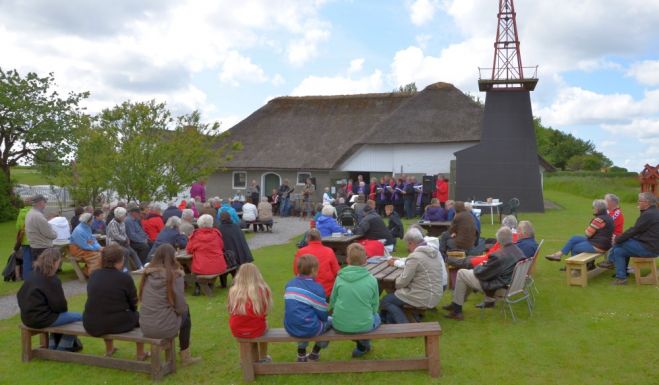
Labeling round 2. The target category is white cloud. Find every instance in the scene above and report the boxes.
[415,34,431,49]
[219,51,268,86]
[348,58,364,74]
[271,73,286,86]
[602,119,659,140]
[408,0,440,26]
[626,60,659,86]
[291,69,384,96]
[287,25,330,65]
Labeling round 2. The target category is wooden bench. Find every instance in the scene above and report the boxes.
[630,257,658,285]
[236,323,442,382]
[19,321,175,381]
[195,266,238,296]
[446,251,466,290]
[565,252,605,287]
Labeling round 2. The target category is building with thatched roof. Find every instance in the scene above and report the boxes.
[207,82,550,203]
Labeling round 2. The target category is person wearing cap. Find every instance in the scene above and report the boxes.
[68,213,102,277]
[24,194,57,279]
[125,206,151,264]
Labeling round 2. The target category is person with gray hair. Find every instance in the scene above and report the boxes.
[105,207,144,272]
[68,212,102,277]
[379,228,444,324]
[599,192,658,285]
[186,214,227,295]
[546,199,614,263]
[180,209,195,237]
[163,200,182,225]
[444,227,526,320]
[604,193,624,239]
[24,194,57,280]
[316,205,346,237]
[148,216,188,260]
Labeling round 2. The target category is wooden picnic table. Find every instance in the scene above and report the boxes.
[366,260,403,293]
[417,221,451,237]
[321,234,363,264]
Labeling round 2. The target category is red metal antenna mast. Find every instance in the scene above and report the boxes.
[478,0,537,91]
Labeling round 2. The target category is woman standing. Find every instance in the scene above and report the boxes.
[140,244,201,365]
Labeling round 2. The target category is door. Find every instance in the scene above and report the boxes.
[262,173,281,198]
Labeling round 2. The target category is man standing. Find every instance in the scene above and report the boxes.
[278,179,293,217]
[599,192,658,285]
[443,227,525,320]
[24,194,57,279]
[380,228,443,324]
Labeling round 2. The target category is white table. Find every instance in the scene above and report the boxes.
[470,201,503,225]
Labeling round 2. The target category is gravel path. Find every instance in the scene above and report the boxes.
[0,216,308,321]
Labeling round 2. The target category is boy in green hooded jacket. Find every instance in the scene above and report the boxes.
[329,243,381,357]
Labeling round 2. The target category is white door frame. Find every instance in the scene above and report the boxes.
[261,172,282,198]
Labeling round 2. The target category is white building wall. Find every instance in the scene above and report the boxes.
[338,143,476,174]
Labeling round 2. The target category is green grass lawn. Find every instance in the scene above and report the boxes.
[0,190,657,385]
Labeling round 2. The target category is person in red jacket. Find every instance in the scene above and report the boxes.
[434,175,449,207]
[142,204,165,244]
[293,229,340,298]
[227,263,273,362]
[605,193,624,240]
[186,214,227,285]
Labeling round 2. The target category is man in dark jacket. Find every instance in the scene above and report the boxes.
[599,192,659,285]
[443,227,525,320]
[162,201,182,224]
[354,202,394,248]
[439,201,477,259]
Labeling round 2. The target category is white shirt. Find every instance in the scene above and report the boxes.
[242,202,258,221]
[323,192,335,206]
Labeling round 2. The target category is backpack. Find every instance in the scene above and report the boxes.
[3,251,18,282]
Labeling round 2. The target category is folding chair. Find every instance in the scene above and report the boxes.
[500,258,534,322]
[525,239,544,308]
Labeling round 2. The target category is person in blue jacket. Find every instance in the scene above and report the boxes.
[217,199,240,224]
[148,216,188,260]
[284,255,331,362]
[315,206,347,237]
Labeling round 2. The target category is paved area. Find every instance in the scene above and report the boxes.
[0,216,308,321]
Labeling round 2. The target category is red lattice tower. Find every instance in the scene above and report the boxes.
[478,0,538,91]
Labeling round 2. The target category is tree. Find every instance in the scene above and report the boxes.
[0,67,88,182]
[534,117,612,170]
[393,82,417,94]
[78,100,240,203]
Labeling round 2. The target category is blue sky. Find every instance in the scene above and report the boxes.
[1,0,657,170]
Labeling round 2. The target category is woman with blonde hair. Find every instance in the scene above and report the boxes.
[227,263,273,362]
[139,244,201,366]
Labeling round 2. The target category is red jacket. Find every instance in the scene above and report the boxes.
[435,179,449,202]
[293,241,340,297]
[608,208,624,237]
[359,239,385,258]
[186,228,226,275]
[142,213,164,242]
[229,297,267,338]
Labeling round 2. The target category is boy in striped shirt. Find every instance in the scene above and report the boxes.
[284,254,332,362]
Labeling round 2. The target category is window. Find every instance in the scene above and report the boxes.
[297,172,311,185]
[232,171,246,189]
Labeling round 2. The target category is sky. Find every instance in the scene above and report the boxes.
[1,0,658,171]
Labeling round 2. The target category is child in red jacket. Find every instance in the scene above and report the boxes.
[227,263,273,362]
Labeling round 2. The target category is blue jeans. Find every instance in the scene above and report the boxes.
[356,313,381,351]
[297,317,332,350]
[21,246,33,280]
[561,236,597,256]
[280,197,291,217]
[380,293,409,324]
[608,239,655,280]
[49,312,83,350]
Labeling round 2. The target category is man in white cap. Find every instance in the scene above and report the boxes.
[24,194,57,279]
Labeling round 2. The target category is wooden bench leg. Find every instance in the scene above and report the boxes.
[239,342,257,382]
[21,328,33,362]
[425,334,441,377]
[165,339,176,374]
[151,344,163,381]
[631,258,659,285]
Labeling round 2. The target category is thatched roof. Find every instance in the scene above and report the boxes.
[222,82,483,170]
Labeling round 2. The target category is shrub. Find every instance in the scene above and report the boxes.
[0,175,19,221]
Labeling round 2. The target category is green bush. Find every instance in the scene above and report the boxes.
[0,176,19,221]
